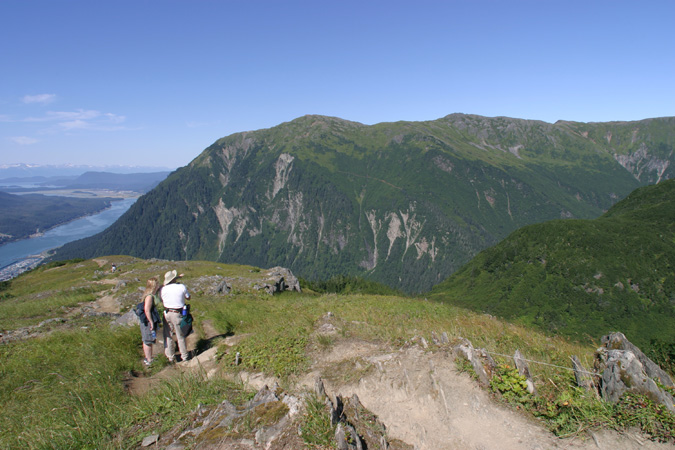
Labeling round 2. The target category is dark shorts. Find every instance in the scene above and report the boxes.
[140,320,156,345]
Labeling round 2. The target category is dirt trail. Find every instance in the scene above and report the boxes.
[124,319,225,396]
[122,316,672,450]
[299,341,671,450]
[91,294,120,313]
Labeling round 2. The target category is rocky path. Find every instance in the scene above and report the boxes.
[300,340,670,450]
[128,318,673,450]
[35,283,668,450]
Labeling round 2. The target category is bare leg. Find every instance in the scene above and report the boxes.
[143,343,153,361]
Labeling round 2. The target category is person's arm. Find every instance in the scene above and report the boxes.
[143,295,154,330]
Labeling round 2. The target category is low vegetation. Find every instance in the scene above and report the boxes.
[0,257,673,448]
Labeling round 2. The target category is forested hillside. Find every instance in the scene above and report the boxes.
[0,192,112,245]
[430,180,675,353]
[52,114,675,292]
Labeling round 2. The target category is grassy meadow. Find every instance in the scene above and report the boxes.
[0,257,673,449]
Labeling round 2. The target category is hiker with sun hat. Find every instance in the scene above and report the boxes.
[160,269,191,362]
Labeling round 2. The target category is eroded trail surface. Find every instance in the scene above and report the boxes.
[299,340,670,450]
[87,286,669,450]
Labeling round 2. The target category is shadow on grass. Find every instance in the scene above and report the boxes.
[194,330,233,356]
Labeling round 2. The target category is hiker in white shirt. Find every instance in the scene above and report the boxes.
[160,270,191,362]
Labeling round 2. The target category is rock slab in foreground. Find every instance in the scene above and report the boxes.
[595,332,675,414]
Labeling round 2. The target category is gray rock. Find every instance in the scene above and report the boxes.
[141,433,159,446]
[513,349,536,395]
[453,338,490,386]
[440,331,449,344]
[315,376,327,399]
[110,308,138,328]
[215,279,231,294]
[265,266,302,293]
[335,423,349,450]
[601,332,673,387]
[595,337,675,414]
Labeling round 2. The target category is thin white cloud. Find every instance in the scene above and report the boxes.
[22,94,56,104]
[24,109,97,123]
[10,136,39,145]
[22,109,127,132]
[59,120,89,130]
[104,113,126,124]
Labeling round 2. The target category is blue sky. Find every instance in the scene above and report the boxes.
[1,1,674,169]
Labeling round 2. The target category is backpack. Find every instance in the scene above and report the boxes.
[135,295,160,326]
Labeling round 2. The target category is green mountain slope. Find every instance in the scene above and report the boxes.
[52,114,675,292]
[430,179,675,350]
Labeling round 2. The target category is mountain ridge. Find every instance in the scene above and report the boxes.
[51,113,674,292]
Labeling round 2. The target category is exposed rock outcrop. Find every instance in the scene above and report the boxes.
[452,337,495,387]
[314,378,413,450]
[254,267,301,294]
[158,384,304,449]
[600,332,673,387]
[594,332,675,414]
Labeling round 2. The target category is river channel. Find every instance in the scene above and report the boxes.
[0,197,137,275]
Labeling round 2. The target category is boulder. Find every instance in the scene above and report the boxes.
[265,266,301,292]
[601,332,673,387]
[110,308,138,328]
[594,333,675,414]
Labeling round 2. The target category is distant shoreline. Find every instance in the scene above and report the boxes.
[0,190,140,247]
[0,195,139,280]
[7,188,141,199]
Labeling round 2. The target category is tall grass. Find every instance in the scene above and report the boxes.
[0,323,139,449]
[0,321,253,450]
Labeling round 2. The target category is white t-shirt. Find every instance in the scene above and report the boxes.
[160,283,190,309]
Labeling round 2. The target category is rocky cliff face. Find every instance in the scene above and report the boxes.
[54,114,675,292]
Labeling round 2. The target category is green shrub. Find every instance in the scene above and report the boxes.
[489,364,532,404]
[615,393,675,442]
[301,275,405,296]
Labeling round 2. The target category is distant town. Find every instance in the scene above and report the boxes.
[0,255,44,282]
